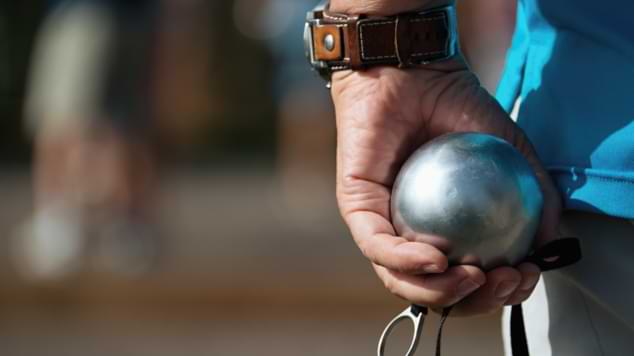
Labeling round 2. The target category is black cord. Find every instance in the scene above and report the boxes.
[434,306,453,356]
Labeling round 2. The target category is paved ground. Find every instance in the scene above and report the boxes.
[0,306,502,356]
[0,169,503,356]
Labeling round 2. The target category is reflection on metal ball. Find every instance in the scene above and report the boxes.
[391,132,543,270]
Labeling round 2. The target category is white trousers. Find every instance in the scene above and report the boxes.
[502,211,634,355]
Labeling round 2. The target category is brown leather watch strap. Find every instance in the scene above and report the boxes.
[359,13,450,67]
[308,5,457,74]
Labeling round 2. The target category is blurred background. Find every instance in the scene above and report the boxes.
[0,1,515,355]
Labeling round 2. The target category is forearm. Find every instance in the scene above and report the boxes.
[330,0,453,15]
[457,0,517,92]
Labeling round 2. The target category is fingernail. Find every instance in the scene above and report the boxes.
[457,279,481,298]
[495,281,520,299]
[520,273,540,292]
[422,264,443,273]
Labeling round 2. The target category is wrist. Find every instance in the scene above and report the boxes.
[329,0,454,16]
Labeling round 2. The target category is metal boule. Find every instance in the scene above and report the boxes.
[391,132,543,270]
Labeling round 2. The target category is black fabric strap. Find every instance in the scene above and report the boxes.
[510,237,582,356]
[423,238,581,356]
[525,238,582,271]
[411,304,427,317]
[511,304,529,356]
[434,306,453,356]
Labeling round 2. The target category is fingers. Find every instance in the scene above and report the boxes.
[450,263,540,316]
[362,234,448,274]
[374,264,486,309]
[375,261,541,315]
[450,266,521,316]
[347,210,448,274]
[504,263,541,306]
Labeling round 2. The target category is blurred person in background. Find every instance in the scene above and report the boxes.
[14,0,162,280]
[16,0,221,281]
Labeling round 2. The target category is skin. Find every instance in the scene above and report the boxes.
[330,0,561,316]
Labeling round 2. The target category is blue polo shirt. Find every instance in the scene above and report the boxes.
[496,0,634,219]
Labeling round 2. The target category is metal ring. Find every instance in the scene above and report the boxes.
[377,305,426,356]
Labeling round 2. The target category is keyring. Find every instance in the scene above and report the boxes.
[377,304,427,356]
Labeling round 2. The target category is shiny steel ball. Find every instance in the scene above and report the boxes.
[391,132,543,270]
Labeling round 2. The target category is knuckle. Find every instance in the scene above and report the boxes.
[382,276,398,295]
[335,188,348,211]
[357,239,376,262]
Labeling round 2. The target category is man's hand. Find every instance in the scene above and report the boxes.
[329,0,561,315]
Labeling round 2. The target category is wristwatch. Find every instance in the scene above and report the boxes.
[304,1,458,87]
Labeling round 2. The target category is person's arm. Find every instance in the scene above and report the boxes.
[329,0,560,316]
[457,0,517,92]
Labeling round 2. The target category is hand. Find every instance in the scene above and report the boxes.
[331,53,561,315]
